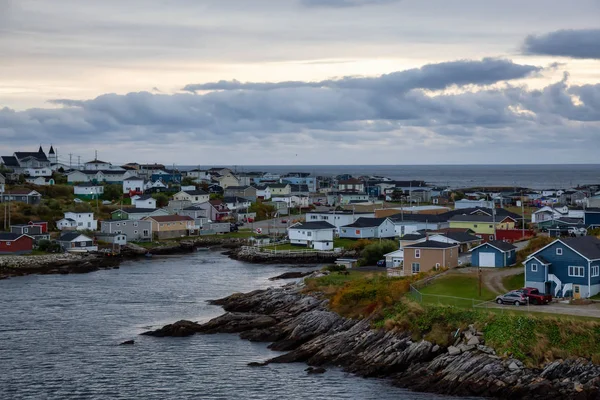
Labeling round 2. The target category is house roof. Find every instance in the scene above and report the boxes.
[561,236,600,260]
[124,176,144,181]
[290,221,336,230]
[343,217,390,228]
[74,183,103,187]
[268,183,289,188]
[225,185,253,191]
[114,208,160,214]
[146,215,194,222]
[471,240,517,253]
[399,233,426,241]
[15,151,48,162]
[449,214,500,223]
[389,214,447,223]
[135,194,154,200]
[441,232,482,243]
[2,189,40,196]
[0,232,30,241]
[404,241,458,249]
[223,196,249,204]
[183,190,208,196]
[1,156,20,167]
[59,232,89,241]
[339,178,363,184]
[85,159,110,164]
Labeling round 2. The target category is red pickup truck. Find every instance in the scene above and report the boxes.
[517,287,552,305]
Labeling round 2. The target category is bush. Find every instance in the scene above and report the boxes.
[359,240,398,266]
[323,264,347,272]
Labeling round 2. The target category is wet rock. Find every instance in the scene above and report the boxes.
[248,361,267,367]
[141,320,202,337]
[120,340,135,345]
[448,346,461,356]
[306,367,326,374]
[268,271,316,281]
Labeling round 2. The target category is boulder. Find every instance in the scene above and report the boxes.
[120,340,135,345]
[306,367,326,374]
[448,346,461,356]
[141,320,202,337]
[467,336,480,346]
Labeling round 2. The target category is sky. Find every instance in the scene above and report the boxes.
[1,0,600,165]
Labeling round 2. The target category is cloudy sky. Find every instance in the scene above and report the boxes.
[1,0,600,165]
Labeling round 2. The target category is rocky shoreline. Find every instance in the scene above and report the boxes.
[229,246,353,264]
[142,283,600,399]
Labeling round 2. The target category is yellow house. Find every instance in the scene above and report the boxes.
[268,183,291,196]
[142,215,195,240]
[214,174,240,189]
[449,215,516,241]
[173,189,210,204]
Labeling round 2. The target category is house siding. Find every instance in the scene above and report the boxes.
[0,236,34,254]
[584,211,600,227]
[404,247,458,274]
[472,244,516,267]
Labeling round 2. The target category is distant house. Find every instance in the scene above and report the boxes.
[123,176,147,195]
[57,211,97,231]
[287,221,335,250]
[131,194,157,209]
[101,219,153,242]
[25,176,55,186]
[198,200,231,222]
[0,173,5,193]
[337,178,364,193]
[95,232,127,246]
[584,208,600,228]
[74,183,104,199]
[151,169,182,185]
[84,159,112,170]
[339,217,396,239]
[10,224,50,243]
[403,241,460,274]
[29,220,49,234]
[421,232,483,253]
[173,190,209,205]
[143,215,195,240]
[449,214,516,242]
[213,174,239,189]
[176,205,209,220]
[389,214,450,237]
[223,196,252,211]
[384,249,405,269]
[305,211,375,233]
[0,233,34,254]
[254,185,272,200]
[111,208,170,221]
[268,183,291,196]
[470,241,517,268]
[0,189,42,205]
[454,199,494,209]
[524,236,600,298]
[224,186,257,202]
[58,232,98,252]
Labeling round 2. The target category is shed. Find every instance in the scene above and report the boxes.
[384,249,404,268]
[470,240,517,268]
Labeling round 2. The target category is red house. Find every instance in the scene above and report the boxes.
[29,220,49,234]
[0,233,34,254]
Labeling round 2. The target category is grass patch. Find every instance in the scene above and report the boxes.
[420,273,495,300]
[503,273,525,291]
[333,238,357,250]
[262,243,311,251]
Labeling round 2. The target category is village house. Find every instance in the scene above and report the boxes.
[389,214,450,237]
[287,221,336,250]
[403,241,460,274]
[1,147,51,174]
[224,186,257,202]
[0,173,5,193]
[111,208,170,221]
[282,173,317,192]
[57,232,98,252]
[24,166,52,177]
[584,208,600,229]
[305,210,375,233]
[74,183,104,199]
[28,220,49,234]
[223,196,252,211]
[176,205,209,220]
[268,183,291,196]
[68,169,135,185]
[173,189,210,205]
[337,178,365,193]
[471,240,517,268]
[404,232,482,253]
[213,173,240,189]
[0,189,42,205]
[384,248,405,269]
[448,214,516,242]
[524,236,600,298]
[142,215,195,240]
[151,169,182,185]
[10,224,50,243]
[339,217,396,239]
[254,185,272,200]
[271,194,309,208]
[122,176,147,195]
[94,232,127,246]
[57,211,97,231]
[101,219,153,242]
[83,159,113,170]
[25,176,55,186]
[0,232,34,254]
[185,169,211,181]
[454,199,495,209]
[131,194,157,209]
[198,200,231,222]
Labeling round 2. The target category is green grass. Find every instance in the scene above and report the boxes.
[420,273,496,301]
[333,238,358,250]
[503,273,525,291]
[262,243,311,251]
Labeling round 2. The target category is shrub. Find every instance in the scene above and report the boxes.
[359,240,398,266]
[323,264,346,272]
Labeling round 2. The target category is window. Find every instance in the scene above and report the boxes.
[531,263,538,272]
[6,242,11,246]
[489,225,493,228]
[134,222,138,227]
[489,235,494,241]
[134,230,138,234]
[412,263,420,274]
[415,249,421,258]
[24,228,28,233]
[78,222,83,226]
[592,266,599,277]
[143,230,149,236]
[435,263,440,270]
[116,223,121,226]
[568,266,584,277]
[474,224,478,228]
[556,248,563,256]
[307,232,312,237]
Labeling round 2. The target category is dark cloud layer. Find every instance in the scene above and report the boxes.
[523,29,600,60]
[183,58,542,93]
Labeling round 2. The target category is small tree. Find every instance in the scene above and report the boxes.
[358,240,398,266]
[154,193,169,207]
[102,184,122,201]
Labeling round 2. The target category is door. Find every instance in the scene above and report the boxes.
[544,281,551,295]
[393,258,402,268]
[573,285,581,299]
[479,252,496,267]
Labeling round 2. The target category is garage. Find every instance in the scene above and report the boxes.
[478,252,496,267]
[470,240,517,268]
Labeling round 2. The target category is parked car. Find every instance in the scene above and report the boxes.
[376,259,386,267]
[230,224,239,232]
[495,291,528,306]
[73,198,83,203]
[280,219,288,223]
[515,287,552,305]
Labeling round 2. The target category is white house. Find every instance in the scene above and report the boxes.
[305,211,375,233]
[131,194,157,209]
[25,176,55,186]
[339,217,396,239]
[74,183,104,199]
[384,249,404,268]
[531,206,583,224]
[57,232,98,252]
[123,177,146,194]
[57,211,97,231]
[0,173,5,193]
[287,221,335,250]
[271,195,309,208]
[186,169,211,181]
[84,159,112,170]
[455,199,494,209]
[223,196,252,211]
[173,190,210,205]
[389,214,450,236]
[95,232,127,246]
[254,185,272,200]
[25,167,52,177]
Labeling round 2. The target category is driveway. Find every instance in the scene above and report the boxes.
[454,266,524,295]
[477,300,600,318]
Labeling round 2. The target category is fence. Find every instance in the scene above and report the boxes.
[240,245,338,256]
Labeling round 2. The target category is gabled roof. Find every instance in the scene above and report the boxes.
[74,182,103,187]
[343,217,390,228]
[2,189,41,196]
[135,194,154,200]
[85,159,110,164]
[399,233,426,241]
[441,232,482,243]
[268,183,290,188]
[113,208,160,214]
[450,214,503,223]
[471,240,516,253]
[14,151,48,162]
[145,215,193,222]
[289,221,336,230]
[225,185,253,191]
[339,178,363,184]
[0,232,33,241]
[124,176,144,181]
[59,232,90,242]
[389,213,447,223]
[561,236,600,260]
[1,156,19,167]
[182,190,208,196]
[404,241,458,249]
[223,196,249,203]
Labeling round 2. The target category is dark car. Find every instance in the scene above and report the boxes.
[376,259,386,267]
[495,291,527,306]
[515,287,552,305]
[230,224,239,232]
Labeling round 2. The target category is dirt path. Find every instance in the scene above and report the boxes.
[483,267,524,294]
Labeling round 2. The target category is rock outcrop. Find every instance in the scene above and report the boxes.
[143,284,600,399]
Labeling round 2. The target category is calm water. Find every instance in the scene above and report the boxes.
[194,164,600,189]
[0,252,467,400]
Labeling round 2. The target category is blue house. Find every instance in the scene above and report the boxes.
[584,208,600,228]
[524,236,600,299]
[470,240,517,268]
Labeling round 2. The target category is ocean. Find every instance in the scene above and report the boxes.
[0,252,473,400]
[192,164,600,190]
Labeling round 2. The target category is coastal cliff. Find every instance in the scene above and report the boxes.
[143,284,600,399]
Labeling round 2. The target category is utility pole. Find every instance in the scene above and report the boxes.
[478,267,482,297]
[69,153,73,169]
[521,190,525,239]
[77,156,81,170]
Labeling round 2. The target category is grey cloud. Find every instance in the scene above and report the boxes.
[183,58,542,93]
[300,0,400,7]
[523,29,600,59]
